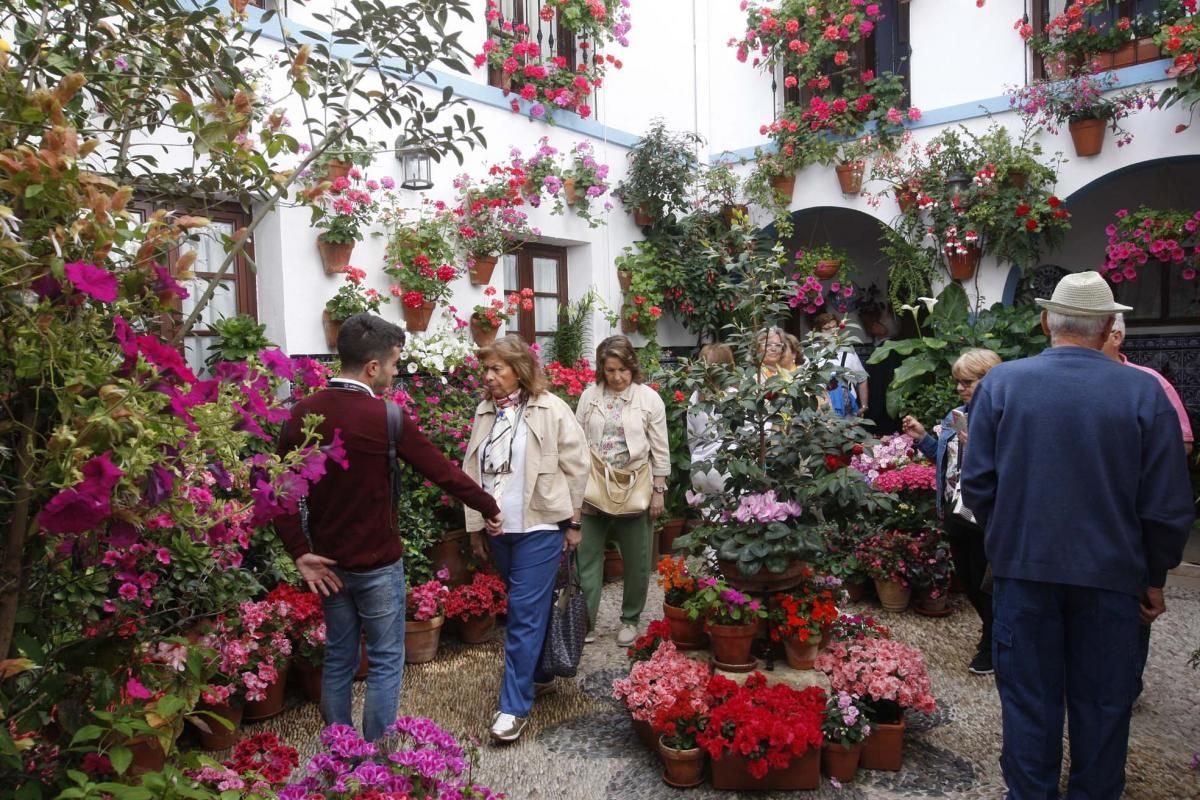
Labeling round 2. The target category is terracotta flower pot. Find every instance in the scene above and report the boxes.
[469,255,498,285]
[469,315,498,348]
[405,614,444,664]
[1135,37,1161,62]
[633,205,655,227]
[326,159,352,182]
[711,748,820,790]
[458,612,496,644]
[822,741,864,782]
[718,558,807,593]
[1069,118,1106,157]
[126,735,168,775]
[430,528,471,586]
[1007,170,1028,190]
[294,659,322,703]
[1113,41,1136,68]
[895,187,917,213]
[355,636,369,680]
[631,716,658,751]
[835,161,865,194]
[616,268,632,292]
[1089,50,1116,70]
[243,662,289,721]
[195,701,243,751]
[662,602,707,650]
[322,310,341,350]
[844,578,867,602]
[620,308,638,335]
[874,578,911,613]
[768,173,796,201]
[913,590,952,617]
[317,238,354,275]
[860,718,905,771]
[782,635,820,670]
[947,244,982,281]
[658,737,705,788]
[814,259,841,280]
[604,546,624,581]
[657,517,685,555]
[564,177,577,206]
[401,301,436,332]
[708,621,758,670]
[523,175,538,196]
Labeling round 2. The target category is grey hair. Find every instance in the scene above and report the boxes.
[1112,312,1125,335]
[1045,310,1113,342]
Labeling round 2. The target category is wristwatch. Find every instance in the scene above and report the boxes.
[565,520,583,530]
[652,485,667,494]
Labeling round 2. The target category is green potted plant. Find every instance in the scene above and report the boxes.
[697,162,745,223]
[467,286,527,347]
[314,144,376,182]
[794,243,854,285]
[205,314,275,368]
[323,267,388,348]
[615,117,703,225]
[310,171,380,274]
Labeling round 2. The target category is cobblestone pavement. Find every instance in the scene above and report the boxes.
[256,581,1200,799]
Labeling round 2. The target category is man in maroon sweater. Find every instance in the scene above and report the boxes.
[276,313,502,741]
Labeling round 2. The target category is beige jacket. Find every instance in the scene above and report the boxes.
[463,391,590,532]
[576,382,671,477]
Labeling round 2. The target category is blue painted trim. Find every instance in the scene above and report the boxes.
[236,2,640,148]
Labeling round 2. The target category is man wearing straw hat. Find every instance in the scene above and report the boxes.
[961,271,1193,800]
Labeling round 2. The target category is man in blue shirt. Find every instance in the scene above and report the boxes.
[961,271,1193,800]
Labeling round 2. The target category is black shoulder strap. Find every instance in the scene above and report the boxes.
[386,400,404,504]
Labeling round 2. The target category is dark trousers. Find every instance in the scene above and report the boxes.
[1134,621,1151,698]
[993,578,1140,800]
[944,514,992,650]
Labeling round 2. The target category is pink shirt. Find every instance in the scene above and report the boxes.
[1121,355,1194,443]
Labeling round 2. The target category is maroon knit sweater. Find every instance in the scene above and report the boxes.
[275,388,499,571]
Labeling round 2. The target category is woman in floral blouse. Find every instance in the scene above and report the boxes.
[575,335,670,647]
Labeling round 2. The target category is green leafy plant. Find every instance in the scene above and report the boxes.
[615,118,703,223]
[324,267,389,322]
[205,314,276,367]
[545,290,596,366]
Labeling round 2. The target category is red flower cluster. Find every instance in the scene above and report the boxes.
[543,358,595,400]
[627,617,672,662]
[443,571,508,620]
[698,673,826,778]
[769,579,839,643]
[224,732,299,785]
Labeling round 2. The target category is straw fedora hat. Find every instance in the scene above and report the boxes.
[1035,271,1132,317]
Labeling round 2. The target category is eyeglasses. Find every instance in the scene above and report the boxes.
[765,342,784,350]
[955,378,977,388]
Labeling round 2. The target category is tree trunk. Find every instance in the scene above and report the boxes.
[0,408,37,659]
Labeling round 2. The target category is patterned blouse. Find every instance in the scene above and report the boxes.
[595,386,632,469]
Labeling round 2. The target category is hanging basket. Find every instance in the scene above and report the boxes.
[1068,118,1106,157]
[405,615,445,664]
[617,268,632,292]
[835,161,865,195]
[469,316,498,347]
[814,259,841,280]
[768,173,796,201]
[895,187,918,213]
[620,307,638,335]
[401,301,436,332]
[317,238,355,275]
[469,255,498,285]
[564,177,578,206]
[947,244,982,282]
[633,204,656,227]
[322,310,341,350]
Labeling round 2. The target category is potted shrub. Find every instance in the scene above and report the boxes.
[309,172,379,274]
[468,286,528,347]
[909,531,955,616]
[443,570,508,644]
[199,598,295,724]
[683,576,768,670]
[323,267,389,349]
[615,117,703,225]
[816,637,936,771]
[1008,72,1157,157]
[1102,205,1200,284]
[699,673,825,790]
[652,688,710,788]
[821,690,873,782]
[612,640,713,751]
[655,555,706,649]
[404,575,449,664]
[769,575,839,669]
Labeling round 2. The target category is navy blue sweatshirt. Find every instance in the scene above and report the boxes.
[961,346,1193,595]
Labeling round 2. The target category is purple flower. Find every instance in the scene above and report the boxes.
[258,348,295,380]
[114,56,129,71]
[65,261,118,302]
[381,176,395,189]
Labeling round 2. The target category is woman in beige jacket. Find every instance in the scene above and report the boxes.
[575,335,670,647]
[464,335,589,743]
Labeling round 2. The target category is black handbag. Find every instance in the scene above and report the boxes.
[537,552,588,678]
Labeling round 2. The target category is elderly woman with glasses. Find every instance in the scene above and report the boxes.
[902,348,1002,676]
[464,335,590,743]
[756,327,788,379]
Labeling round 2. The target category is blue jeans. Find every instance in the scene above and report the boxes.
[320,559,406,741]
[487,529,563,717]
[993,578,1140,800]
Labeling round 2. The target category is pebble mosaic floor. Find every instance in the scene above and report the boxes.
[254,581,1200,799]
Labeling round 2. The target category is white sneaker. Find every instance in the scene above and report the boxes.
[616,623,639,647]
[489,711,527,742]
[584,631,596,644]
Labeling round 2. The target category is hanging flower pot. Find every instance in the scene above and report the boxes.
[317,237,355,275]
[1113,41,1136,68]
[860,718,906,771]
[616,268,632,292]
[326,159,352,182]
[711,748,820,790]
[895,187,918,213]
[469,255,498,285]
[1135,37,1161,62]
[194,701,243,750]
[721,204,749,226]
[1007,170,1028,190]
[947,244,982,282]
[873,578,911,613]
[522,175,538,196]
[405,614,445,664]
[620,307,638,335]
[401,300,436,332]
[658,737,705,788]
[633,204,656,227]
[1068,118,1107,157]
[458,612,496,644]
[469,315,498,348]
[243,662,290,721]
[822,741,864,782]
[294,660,323,703]
[768,173,796,201]
[322,310,342,350]
[662,602,707,650]
[564,177,578,206]
[814,259,841,280]
[707,621,758,671]
[782,636,820,670]
[835,161,865,195]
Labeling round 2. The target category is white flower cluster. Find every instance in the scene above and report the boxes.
[400,321,474,378]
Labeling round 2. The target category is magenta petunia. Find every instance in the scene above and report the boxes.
[39,488,111,534]
[65,261,119,302]
[259,348,295,380]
